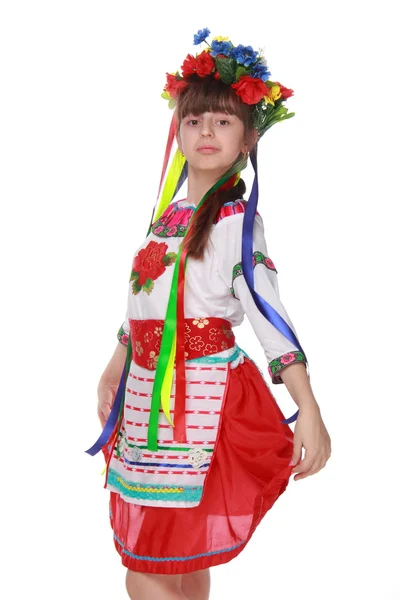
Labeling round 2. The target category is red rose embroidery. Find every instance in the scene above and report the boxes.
[130,241,177,295]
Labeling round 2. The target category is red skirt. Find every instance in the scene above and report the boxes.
[102,356,294,574]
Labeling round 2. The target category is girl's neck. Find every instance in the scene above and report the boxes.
[185,165,226,207]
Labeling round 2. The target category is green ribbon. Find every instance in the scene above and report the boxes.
[147,153,248,451]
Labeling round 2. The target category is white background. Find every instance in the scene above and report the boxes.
[1,1,399,598]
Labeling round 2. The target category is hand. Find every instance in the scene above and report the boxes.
[290,403,331,481]
[97,378,119,429]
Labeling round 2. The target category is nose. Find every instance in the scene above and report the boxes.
[200,115,214,138]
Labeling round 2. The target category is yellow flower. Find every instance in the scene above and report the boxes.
[270,85,282,101]
[263,85,282,106]
[264,95,275,106]
[213,35,229,42]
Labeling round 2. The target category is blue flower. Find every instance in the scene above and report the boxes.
[210,39,233,57]
[193,28,211,45]
[230,44,258,67]
[251,63,271,82]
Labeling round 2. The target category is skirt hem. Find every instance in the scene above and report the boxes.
[110,463,293,574]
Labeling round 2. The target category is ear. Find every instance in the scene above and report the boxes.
[176,129,182,152]
[243,128,258,153]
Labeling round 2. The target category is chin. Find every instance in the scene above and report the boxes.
[191,157,230,171]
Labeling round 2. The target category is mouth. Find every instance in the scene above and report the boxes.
[197,146,219,154]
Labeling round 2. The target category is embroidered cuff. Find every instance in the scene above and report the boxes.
[230,250,277,300]
[268,351,307,384]
[117,324,129,346]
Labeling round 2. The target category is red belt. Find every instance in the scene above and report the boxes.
[129,317,235,370]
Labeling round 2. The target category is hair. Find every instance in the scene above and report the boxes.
[175,74,258,261]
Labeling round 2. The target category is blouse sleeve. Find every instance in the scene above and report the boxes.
[116,314,129,346]
[213,212,308,384]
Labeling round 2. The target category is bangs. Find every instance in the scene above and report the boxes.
[176,75,252,126]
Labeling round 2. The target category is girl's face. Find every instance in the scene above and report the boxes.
[177,111,249,174]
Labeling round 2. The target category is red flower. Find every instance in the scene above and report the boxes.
[132,240,168,286]
[181,54,197,77]
[231,76,268,105]
[195,51,215,76]
[214,70,221,80]
[275,81,294,99]
[164,73,189,98]
[181,51,214,78]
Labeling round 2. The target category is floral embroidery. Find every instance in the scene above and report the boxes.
[144,331,153,344]
[203,343,218,354]
[230,250,278,299]
[188,448,208,468]
[117,325,129,346]
[116,431,128,459]
[192,318,209,328]
[130,240,177,295]
[129,317,236,369]
[184,322,192,341]
[268,351,307,384]
[208,327,222,342]
[188,335,205,351]
[126,446,143,462]
[147,350,159,369]
[151,202,194,237]
[221,324,234,339]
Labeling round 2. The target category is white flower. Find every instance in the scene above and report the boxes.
[188,448,208,468]
[126,446,143,462]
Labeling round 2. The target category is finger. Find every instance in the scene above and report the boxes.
[292,453,317,474]
[294,457,325,480]
[291,438,303,466]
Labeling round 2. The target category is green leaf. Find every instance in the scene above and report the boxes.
[168,98,176,109]
[215,56,237,84]
[235,66,248,80]
[129,270,139,283]
[162,251,177,266]
[131,278,142,295]
[142,278,154,295]
[161,92,170,100]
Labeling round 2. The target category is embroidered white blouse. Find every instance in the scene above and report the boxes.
[117,197,307,383]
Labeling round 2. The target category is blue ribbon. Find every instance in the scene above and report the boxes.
[85,337,132,456]
[241,147,308,424]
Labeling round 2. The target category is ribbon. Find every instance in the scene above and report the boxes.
[241,146,309,424]
[84,336,132,456]
[147,157,247,451]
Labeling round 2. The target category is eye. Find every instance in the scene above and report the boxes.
[218,119,230,126]
[187,119,199,126]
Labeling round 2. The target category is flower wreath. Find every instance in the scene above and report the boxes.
[161,27,295,139]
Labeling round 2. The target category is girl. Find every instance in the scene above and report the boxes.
[87,28,331,600]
